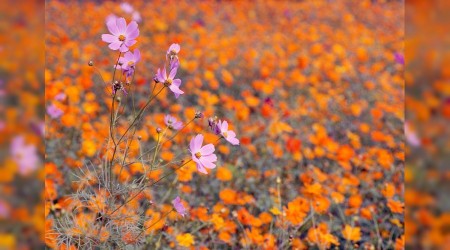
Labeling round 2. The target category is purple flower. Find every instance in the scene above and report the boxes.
[31,121,45,137]
[47,103,64,119]
[218,120,239,145]
[120,2,134,14]
[172,196,187,217]
[112,81,128,95]
[164,115,183,130]
[0,200,10,218]
[167,43,180,58]
[101,17,139,52]
[156,65,184,98]
[54,92,66,101]
[208,117,221,135]
[118,49,141,78]
[189,134,217,174]
[10,136,39,175]
[405,122,420,147]
[169,57,180,71]
[106,14,118,24]
[394,52,404,65]
[132,11,142,23]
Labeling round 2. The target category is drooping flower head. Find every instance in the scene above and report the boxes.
[189,134,217,174]
[112,81,128,96]
[10,136,39,175]
[172,196,187,217]
[208,116,221,135]
[164,115,183,130]
[218,120,239,145]
[156,65,184,98]
[167,43,180,59]
[47,103,64,119]
[101,17,139,52]
[118,49,141,78]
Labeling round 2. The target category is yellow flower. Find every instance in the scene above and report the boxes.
[270,207,281,216]
[342,225,361,242]
[176,233,195,247]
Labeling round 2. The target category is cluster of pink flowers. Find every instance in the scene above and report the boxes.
[101,17,239,218]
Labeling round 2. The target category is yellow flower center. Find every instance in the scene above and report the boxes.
[223,131,228,138]
[128,61,134,66]
[118,35,126,41]
[164,79,173,86]
[195,152,202,159]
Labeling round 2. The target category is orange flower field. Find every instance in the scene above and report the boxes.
[44,1,406,249]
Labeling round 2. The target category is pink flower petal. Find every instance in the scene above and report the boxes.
[126,21,138,35]
[106,19,119,35]
[119,44,129,52]
[194,134,204,151]
[102,34,117,43]
[108,41,122,50]
[116,17,127,33]
[200,144,215,155]
[200,158,216,169]
[196,162,208,174]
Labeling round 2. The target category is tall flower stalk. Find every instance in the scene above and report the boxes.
[53,16,240,248]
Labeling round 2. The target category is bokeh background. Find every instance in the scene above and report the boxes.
[0,0,45,249]
[42,1,408,249]
[44,0,406,249]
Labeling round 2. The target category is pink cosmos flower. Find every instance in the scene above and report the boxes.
[118,49,140,78]
[54,93,66,101]
[167,43,180,58]
[105,14,118,24]
[101,17,139,52]
[405,122,420,147]
[172,196,187,217]
[164,115,183,130]
[218,120,239,145]
[132,11,142,23]
[11,136,39,175]
[120,2,134,14]
[0,200,10,218]
[47,103,63,119]
[189,134,217,174]
[156,65,184,98]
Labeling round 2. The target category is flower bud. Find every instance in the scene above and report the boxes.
[138,135,142,140]
[88,60,94,66]
[156,127,162,133]
[195,111,204,119]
